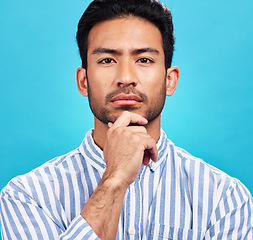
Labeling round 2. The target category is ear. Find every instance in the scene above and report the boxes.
[76,67,88,97]
[165,66,180,96]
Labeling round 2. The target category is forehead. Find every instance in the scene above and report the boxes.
[87,16,164,53]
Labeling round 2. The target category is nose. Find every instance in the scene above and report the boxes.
[116,60,137,87]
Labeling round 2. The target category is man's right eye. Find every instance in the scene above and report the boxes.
[98,58,115,64]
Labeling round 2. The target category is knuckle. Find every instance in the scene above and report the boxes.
[117,126,125,134]
[107,126,123,137]
[123,129,132,138]
[140,126,147,133]
[112,127,123,137]
[132,133,141,143]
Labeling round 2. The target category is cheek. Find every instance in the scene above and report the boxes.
[88,64,116,87]
[138,67,165,89]
[87,81,113,107]
[88,83,106,102]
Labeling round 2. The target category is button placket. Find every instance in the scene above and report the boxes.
[128,183,136,239]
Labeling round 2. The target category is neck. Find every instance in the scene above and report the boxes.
[92,115,161,151]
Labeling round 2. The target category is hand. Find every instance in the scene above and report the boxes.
[103,111,158,187]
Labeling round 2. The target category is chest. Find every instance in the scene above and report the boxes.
[115,165,207,239]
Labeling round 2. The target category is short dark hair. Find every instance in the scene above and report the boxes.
[76,0,175,69]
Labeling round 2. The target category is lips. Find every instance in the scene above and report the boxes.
[110,93,143,106]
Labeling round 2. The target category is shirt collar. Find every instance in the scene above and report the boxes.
[148,129,169,171]
[78,129,106,173]
[78,128,169,173]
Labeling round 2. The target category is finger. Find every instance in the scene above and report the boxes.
[126,126,147,134]
[142,150,151,166]
[112,111,148,128]
[143,139,158,163]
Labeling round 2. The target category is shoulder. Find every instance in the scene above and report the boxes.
[0,147,83,200]
[166,137,252,202]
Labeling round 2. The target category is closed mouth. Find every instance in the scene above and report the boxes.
[110,93,143,106]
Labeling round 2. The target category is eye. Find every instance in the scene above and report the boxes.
[98,58,116,64]
[137,58,154,64]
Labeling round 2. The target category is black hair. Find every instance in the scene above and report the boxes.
[76,0,175,69]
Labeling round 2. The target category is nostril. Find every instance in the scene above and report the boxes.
[117,81,136,87]
[117,82,123,87]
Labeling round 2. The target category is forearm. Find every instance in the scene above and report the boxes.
[82,112,158,239]
[81,172,128,240]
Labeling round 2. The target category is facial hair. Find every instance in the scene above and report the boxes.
[86,75,167,125]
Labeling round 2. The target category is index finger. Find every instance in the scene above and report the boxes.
[111,111,148,128]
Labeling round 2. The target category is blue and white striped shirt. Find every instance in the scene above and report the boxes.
[1,129,253,239]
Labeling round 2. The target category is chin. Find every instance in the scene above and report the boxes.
[93,106,145,125]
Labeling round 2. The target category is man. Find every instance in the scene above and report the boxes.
[0,0,252,239]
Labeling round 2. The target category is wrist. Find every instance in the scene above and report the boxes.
[101,171,130,191]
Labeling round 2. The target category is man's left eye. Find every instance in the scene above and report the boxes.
[138,58,153,63]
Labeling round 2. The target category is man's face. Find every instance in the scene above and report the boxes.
[85,16,168,124]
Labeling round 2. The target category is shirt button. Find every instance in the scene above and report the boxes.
[128,227,136,235]
[151,162,156,168]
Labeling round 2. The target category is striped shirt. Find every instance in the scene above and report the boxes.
[0,129,253,239]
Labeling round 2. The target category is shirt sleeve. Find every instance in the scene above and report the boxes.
[204,179,253,239]
[59,215,100,240]
[0,181,100,240]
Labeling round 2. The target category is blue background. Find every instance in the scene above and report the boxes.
[0,0,253,208]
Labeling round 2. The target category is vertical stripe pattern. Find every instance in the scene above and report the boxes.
[0,129,253,239]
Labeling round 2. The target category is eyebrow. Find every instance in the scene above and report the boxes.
[91,47,160,55]
[92,48,123,55]
[131,47,160,55]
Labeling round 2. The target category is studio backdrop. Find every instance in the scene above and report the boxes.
[1,0,253,217]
